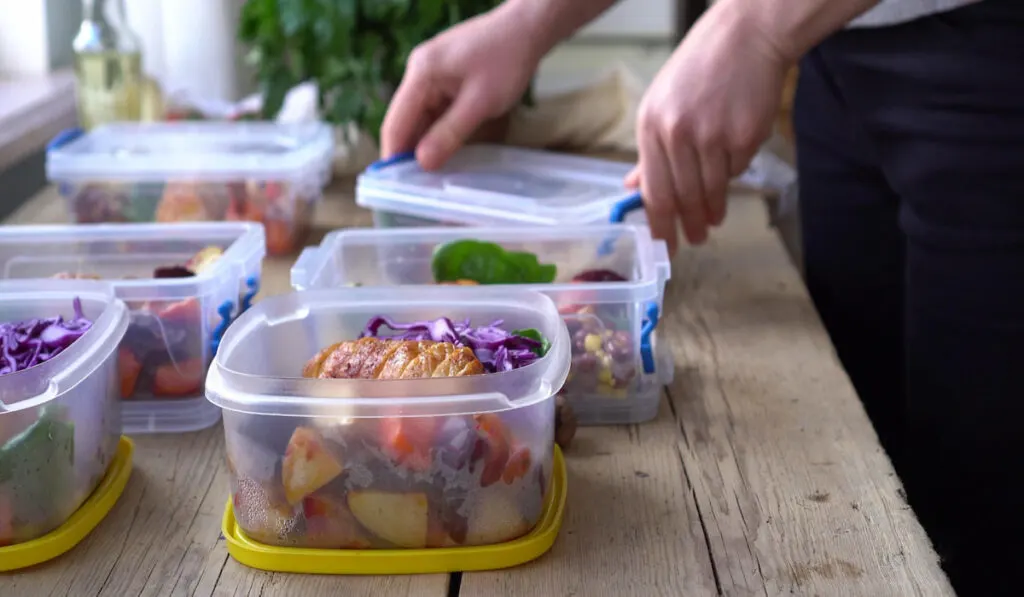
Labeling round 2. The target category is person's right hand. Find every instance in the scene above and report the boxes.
[380,5,543,170]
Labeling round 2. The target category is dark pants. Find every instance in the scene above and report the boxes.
[794,2,1024,595]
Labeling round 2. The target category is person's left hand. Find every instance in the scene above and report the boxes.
[626,1,791,253]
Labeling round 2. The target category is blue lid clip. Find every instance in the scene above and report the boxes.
[366,151,416,173]
[47,127,85,152]
[639,302,660,375]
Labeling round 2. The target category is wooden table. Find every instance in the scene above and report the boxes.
[1,179,953,596]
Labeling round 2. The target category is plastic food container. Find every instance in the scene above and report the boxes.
[46,121,334,256]
[0,281,128,547]
[205,287,570,553]
[356,145,648,229]
[291,225,673,425]
[0,223,266,434]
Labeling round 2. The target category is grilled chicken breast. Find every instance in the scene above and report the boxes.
[303,337,484,380]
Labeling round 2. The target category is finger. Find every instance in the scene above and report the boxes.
[417,82,491,170]
[624,166,640,189]
[380,70,431,159]
[700,148,730,227]
[637,133,680,255]
[668,142,710,245]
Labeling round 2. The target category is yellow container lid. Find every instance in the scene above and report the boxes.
[222,444,567,575]
[0,436,134,572]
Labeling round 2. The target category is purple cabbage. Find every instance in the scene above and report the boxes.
[0,298,93,376]
[360,315,545,373]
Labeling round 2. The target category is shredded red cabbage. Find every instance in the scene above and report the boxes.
[360,315,544,373]
[0,298,93,376]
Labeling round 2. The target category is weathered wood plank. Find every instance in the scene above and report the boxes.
[662,193,953,596]
[459,398,720,597]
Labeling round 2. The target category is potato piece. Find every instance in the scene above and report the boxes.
[347,490,429,548]
[282,427,344,505]
[466,490,531,545]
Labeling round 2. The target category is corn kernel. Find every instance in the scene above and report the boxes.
[584,333,603,353]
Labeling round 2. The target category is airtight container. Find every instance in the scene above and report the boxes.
[0,223,266,434]
[46,121,334,256]
[0,280,128,546]
[356,145,648,229]
[205,287,570,552]
[291,225,673,425]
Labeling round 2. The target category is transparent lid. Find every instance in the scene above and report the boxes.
[205,287,571,418]
[46,121,334,182]
[0,280,129,413]
[0,222,266,301]
[356,145,637,226]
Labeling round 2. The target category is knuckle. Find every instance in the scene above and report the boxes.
[407,45,437,72]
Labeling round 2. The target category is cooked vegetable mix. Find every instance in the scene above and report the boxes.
[66,180,310,256]
[53,246,228,401]
[428,240,643,405]
[225,314,554,550]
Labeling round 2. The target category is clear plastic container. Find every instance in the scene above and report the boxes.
[205,287,570,550]
[0,280,128,545]
[0,223,266,434]
[357,145,649,229]
[46,121,334,256]
[291,225,673,425]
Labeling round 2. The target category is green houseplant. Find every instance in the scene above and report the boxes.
[239,0,506,141]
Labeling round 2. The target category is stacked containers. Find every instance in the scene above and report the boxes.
[356,145,648,229]
[0,281,128,547]
[0,223,266,434]
[291,225,672,425]
[45,121,334,256]
[205,287,570,560]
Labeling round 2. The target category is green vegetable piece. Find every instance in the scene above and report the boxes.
[512,328,552,358]
[0,407,75,526]
[432,240,557,285]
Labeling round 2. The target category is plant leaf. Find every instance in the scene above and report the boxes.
[432,240,557,285]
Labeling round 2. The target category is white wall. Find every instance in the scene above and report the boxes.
[0,0,50,75]
[578,0,675,39]
[125,0,254,103]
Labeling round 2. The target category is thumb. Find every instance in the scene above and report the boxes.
[416,83,491,170]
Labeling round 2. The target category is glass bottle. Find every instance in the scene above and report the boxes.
[73,0,143,130]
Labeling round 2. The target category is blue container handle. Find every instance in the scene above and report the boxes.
[639,302,660,375]
[609,191,644,223]
[240,275,260,313]
[210,300,235,355]
[366,150,416,172]
[48,127,84,152]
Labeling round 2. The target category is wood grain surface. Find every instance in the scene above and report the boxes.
[1,171,952,596]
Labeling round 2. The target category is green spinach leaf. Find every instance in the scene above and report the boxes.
[432,240,557,285]
[512,328,552,357]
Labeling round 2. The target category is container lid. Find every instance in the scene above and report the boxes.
[0,280,129,414]
[46,121,334,183]
[222,443,565,574]
[0,436,133,571]
[0,222,266,302]
[356,145,640,226]
[205,287,571,418]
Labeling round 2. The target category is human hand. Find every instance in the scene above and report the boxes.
[380,4,544,170]
[626,1,790,253]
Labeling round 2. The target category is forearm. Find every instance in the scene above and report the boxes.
[728,0,881,62]
[499,0,621,57]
